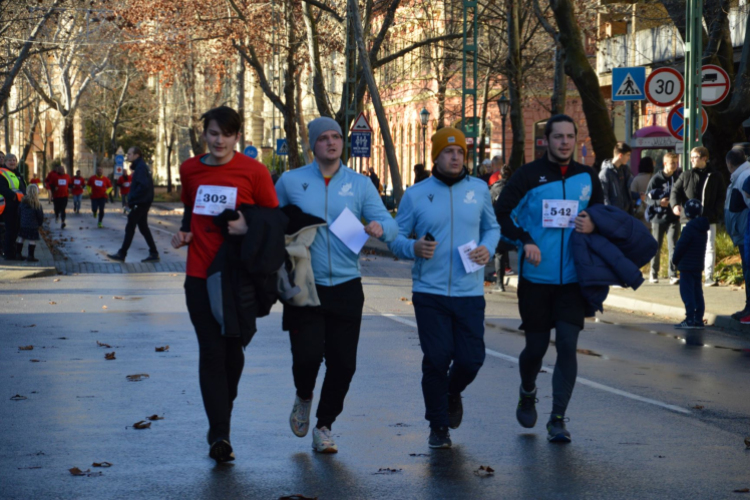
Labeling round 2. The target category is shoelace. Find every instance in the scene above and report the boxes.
[518,395,538,409]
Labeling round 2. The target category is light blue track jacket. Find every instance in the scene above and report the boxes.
[276,160,398,287]
[388,175,500,297]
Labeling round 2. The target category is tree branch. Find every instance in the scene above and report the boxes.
[373,33,463,68]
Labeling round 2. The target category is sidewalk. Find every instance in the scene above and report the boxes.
[363,237,750,333]
[0,227,57,280]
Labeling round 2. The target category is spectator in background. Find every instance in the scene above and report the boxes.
[599,142,634,213]
[670,146,725,287]
[724,147,750,320]
[672,199,709,329]
[71,170,85,214]
[488,155,503,186]
[631,156,654,220]
[646,152,681,284]
[413,163,430,184]
[491,164,515,291]
[368,167,380,191]
[479,159,493,184]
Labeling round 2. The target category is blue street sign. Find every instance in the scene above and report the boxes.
[276,139,288,156]
[243,145,258,159]
[581,145,588,158]
[114,154,124,178]
[612,67,646,101]
[350,132,371,158]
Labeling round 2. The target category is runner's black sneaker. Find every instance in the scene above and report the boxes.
[516,386,538,428]
[107,252,126,262]
[141,253,160,263]
[209,438,235,463]
[447,393,463,429]
[546,415,571,443]
[428,426,452,449]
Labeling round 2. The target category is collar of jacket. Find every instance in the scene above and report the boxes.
[131,157,146,171]
[730,162,750,183]
[539,154,580,175]
[312,159,347,180]
[432,166,468,186]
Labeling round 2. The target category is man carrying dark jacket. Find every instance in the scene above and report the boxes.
[645,152,681,284]
[107,147,159,263]
[496,114,603,443]
[599,142,633,213]
[670,146,726,286]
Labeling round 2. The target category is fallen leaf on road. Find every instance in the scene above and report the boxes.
[279,496,318,500]
[474,465,495,477]
[693,405,705,410]
[132,420,151,429]
[155,346,169,352]
[81,310,85,313]
[744,437,750,448]
[53,279,60,282]
[49,301,56,305]
[734,488,750,493]
[24,324,36,328]
[30,359,41,363]
[170,274,177,276]
[104,352,116,360]
[99,296,103,299]
[113,296,123,300]
[373,468,402,474]
[146,414,164,421]
[102,305,108,309]
[69,467,88,476]
[409,453,428,457]
[92,462,112,468]
[97,341,111,348]
[399,297,409,301]
[126,374,149,382]
[19,345,33,351]
[17,466,42,470]
[10,394,27,400]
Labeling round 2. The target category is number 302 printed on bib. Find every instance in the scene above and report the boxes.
[193,185,238,216]
[542,199,579,228]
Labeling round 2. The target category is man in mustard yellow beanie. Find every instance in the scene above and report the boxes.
[388,125,500,449]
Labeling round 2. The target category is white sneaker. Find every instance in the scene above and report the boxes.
[312,426,338,453]
[290,394,313,437]
[669,277,680,285]
[649,277,659,284]
[704,280,717,287]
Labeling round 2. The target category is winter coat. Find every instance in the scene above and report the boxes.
[725,162,750,245]
[571,204,658,315]
[599,159,634,213]
[279,205,326,307]
[645,169,681,225]
[19,202,43,230]
[669,166,725,224]
[490,178,508,206]
[127,157,154,206]
[672,216,710,272]
[206,204,288,347]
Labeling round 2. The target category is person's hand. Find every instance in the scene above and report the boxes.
[673,205,681,216]
[640,193,647,202]
[469,245,490,265]
[575,211,595,234]
[227,211,248,236]
[524,243,541,266]
[660,197,669,207]
[364,221,383,238]
[172,231,193,248]
[414,235,438,259]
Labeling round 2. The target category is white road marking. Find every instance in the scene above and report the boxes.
[381,313,691,415]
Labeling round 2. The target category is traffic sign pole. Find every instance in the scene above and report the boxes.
[684,0,703,170]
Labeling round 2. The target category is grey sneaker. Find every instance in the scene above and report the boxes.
[447,393,463,429]
[289,394,313,437]
[546,415,571,443]
[428,426,452,449]
[516,386,538,428]
[312,426,338,453]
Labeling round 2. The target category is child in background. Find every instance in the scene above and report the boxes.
[16,184,44,262]
[672,198,709,329]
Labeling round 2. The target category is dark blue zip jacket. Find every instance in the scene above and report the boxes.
[496,155,604,285]
[672,216,709,272]
[571,204,658,314]
[127,157,154,206]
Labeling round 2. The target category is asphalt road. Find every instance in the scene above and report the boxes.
[2,253,750,499]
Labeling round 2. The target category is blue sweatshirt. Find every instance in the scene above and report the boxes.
[275,160,398,287]
[388,174,500,297]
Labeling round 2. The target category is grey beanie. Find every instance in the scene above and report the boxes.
[308,117,343,151]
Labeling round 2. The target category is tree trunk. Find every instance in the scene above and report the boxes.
[507,0,526,171]
[237,51,246,151]
[550,0,615,170]
[282,0,301,170]
[63,115,75,176]
[436,77,448,130]
[477,68,492,164]
[166,125,175,193]
[296,72,313,164]
[551,44,567,115]
[20,100,40,170]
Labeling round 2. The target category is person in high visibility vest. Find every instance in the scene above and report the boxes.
[87,166,113,228]
[0,154,27,259]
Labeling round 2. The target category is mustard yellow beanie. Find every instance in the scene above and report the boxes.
[431,127,467,162]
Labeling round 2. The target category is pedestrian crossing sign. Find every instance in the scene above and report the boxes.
[612,67,646,101]
[276,138,289,156]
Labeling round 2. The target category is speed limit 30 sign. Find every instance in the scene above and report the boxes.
[645,68,684,107]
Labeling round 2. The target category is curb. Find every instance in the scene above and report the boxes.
[0,266,57,280]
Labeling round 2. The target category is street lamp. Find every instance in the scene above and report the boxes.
[496,94,509,165]
[420,107,430,165]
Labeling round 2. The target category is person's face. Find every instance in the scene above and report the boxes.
[76,170,81,177]
[125,148,138,163]
[691,152,707,169]
[435,145,465,177]
[663,158,678,176]
[314,130,343,163]
[96,167,103,176]
[546,122,576,163]
[203,121,239,161]
[5,156,17,169]
[0,153,5,165]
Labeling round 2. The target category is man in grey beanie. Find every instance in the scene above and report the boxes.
[275,117,398,453]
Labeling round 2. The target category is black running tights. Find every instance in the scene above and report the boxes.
[519,321,580,417]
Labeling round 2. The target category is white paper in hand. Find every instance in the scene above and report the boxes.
[458,240,484,274]
[329,207,370,254]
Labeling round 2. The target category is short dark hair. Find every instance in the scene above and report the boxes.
[614,141,632,156]
[201,106,242,136]
[544,114,578,139]
[129,146,142,157]
[638,156,654,174]
[726,147,747,168]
